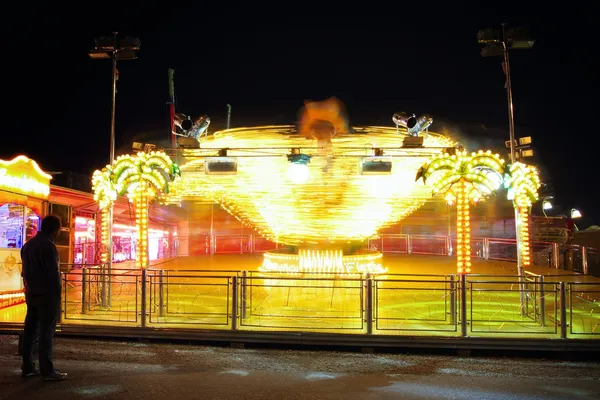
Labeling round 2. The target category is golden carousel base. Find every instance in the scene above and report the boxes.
[259,248,386,275]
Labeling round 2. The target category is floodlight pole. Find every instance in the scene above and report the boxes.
[499,24,527,314]
[502,24,517,165]
[480,24,533,315]
[90,32,140,308]
[107,32,118,308]
[110,32,118,164]
[495,24,522,309]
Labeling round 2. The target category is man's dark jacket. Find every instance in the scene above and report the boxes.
[21,231,61,297]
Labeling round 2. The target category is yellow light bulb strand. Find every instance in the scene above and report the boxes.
[100,207,110,264]
[420,150,504,275]
[134,184,150,269]
[92,151,177,269]
[505,162,541,270]
[456,181,465,274]
[519,205,531,267]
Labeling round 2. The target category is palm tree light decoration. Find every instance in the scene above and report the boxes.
[92,168,117,264]
[504,162,541,269]
[417,150,505,274]
[97,151,179,269]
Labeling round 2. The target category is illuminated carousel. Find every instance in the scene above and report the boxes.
[166,98,455,274]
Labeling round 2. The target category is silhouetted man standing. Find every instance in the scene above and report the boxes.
[21,215,67,381]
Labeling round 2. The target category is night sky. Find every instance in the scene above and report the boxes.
[4,5,597,224]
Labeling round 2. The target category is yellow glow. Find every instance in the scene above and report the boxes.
[418,150,505,274]
[260,249,386,274]
[505,162,540,208]
[0,290,25,310]
[0,155,51,198]
[100,207,110,263]
[505,162,541,268]
[0,292,25,300]
[92,151,178,268]
[92,169,117,210]
[287,163,310,184]
[132,185,149,269]
[456,182,472,274]
[166,125,454,246]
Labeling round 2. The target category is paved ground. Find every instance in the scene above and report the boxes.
[1,334,599,400]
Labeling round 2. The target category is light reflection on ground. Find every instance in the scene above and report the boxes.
[219,369,250,376]
[370,381,543,400]
[72,384,125,397]
[1,254,597,339]
[305,372,339,380]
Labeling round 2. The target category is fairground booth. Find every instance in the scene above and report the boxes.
[0,156,52,309]
[0,155,178,312]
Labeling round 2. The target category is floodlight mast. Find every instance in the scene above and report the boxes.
[89,32,141,164]
[502,25,516,164]
[478,24,534,316]
[88,32,140,308]
[478,24,534,164]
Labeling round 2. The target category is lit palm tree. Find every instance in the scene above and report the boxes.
[416,150,505,274]
[111,151,180,268]
[92,168,117,264]
[504,162,541,268]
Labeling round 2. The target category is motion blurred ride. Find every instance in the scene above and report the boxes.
[297,97,351,147]
[165,99,453,274]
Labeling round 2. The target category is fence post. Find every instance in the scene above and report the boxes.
[81,268,88,315]
[552,242,560,268]
[460,274,467,337]
[241,271,248,320]
[407,235,412,254]
[582,246,588,275]
[539,275,545,327]
[58,271,63,324]
[567,247,573,271]
[158,270,166,317]
[523,276,530,318]
[231,276,238,330]
[365,274,373,334]
[108,259,112,309]
[140,269,147,328]
[484,237,490,260]
[449,275,456,325]
[560,282,567,339]
[100,263,107,308]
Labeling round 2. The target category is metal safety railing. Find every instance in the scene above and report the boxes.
[63,266,140,325]
[211,233,598,276]
[51,268,600,339]
[72,238,180,266]
[466,275,558,336]
[73,233,597,276]
[373,274,458,333]
[147,270,234,328]
[190,233,574,270]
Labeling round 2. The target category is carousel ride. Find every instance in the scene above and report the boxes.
[165,98,456,274]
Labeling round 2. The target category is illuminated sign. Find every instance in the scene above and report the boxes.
[0,290,25,310]
[0,156,51,199]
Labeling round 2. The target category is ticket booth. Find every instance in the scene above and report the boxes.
[0,156,52,310]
